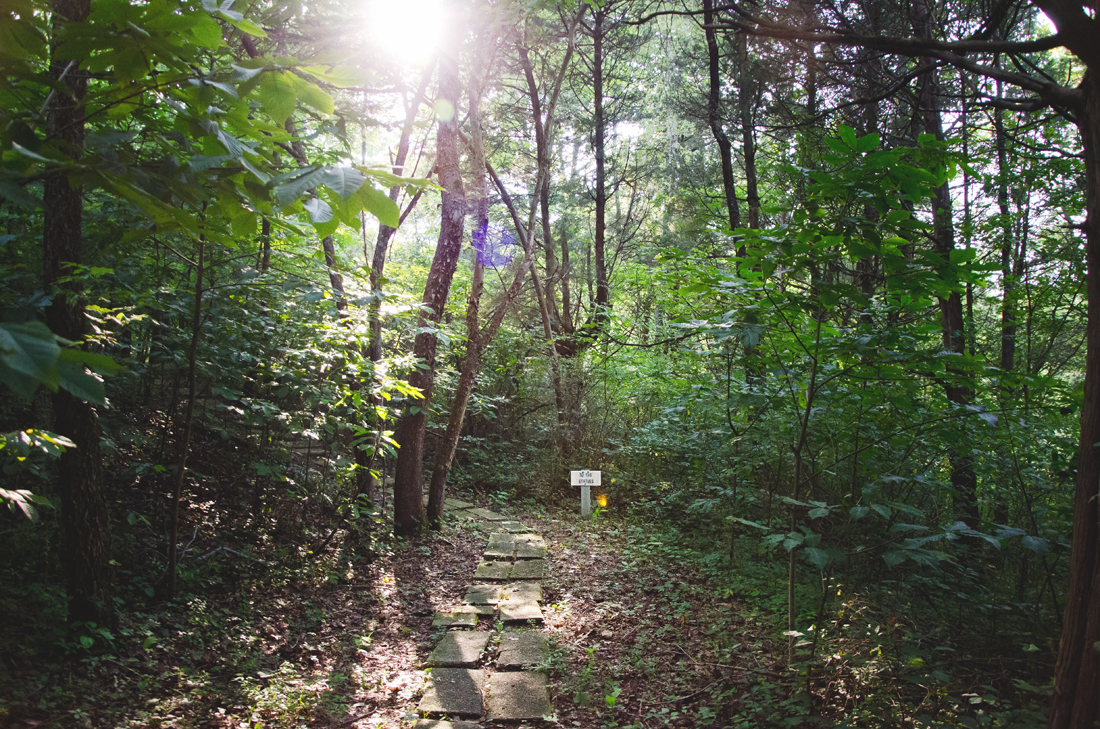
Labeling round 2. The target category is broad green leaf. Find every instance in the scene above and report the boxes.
[257,71,297,124]
[850,506,869,519]
[352,183,400,227]
[273,167,326,207]
[882,550,907,568]
[0,321,61,396]
[803,547,830,569]
[56,360,107,407]
[322,166,366,199]
[226,16,267,37]
[303,197,333,224]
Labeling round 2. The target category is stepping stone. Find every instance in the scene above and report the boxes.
[498,521,529,532]
[444,498,473,510]
[509,559,545,580]
[487,671,551,720]
[466,507,507,521]
[434,611,477,628]
[453,604,494,616]
[418,668,486,718]
[500,582,542,603]
[499,599,544,623]
[464,584,503,605]
[498,631,549,669]
[415,721,480,729]
[473,561,511,581]
[483,533,515,559]
[428,632,491,667]
[513,534,547,558]
[514,542,547,560]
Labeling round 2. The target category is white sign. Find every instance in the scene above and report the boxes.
[571,470,602,486]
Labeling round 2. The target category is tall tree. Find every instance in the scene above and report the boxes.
[44,0,115,627]
[392,3,467,536]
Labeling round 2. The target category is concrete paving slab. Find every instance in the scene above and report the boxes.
[498,521,529,533]
[499,599,544,623]
[513,534,546,546]
[497,631,549,670]
[499,582,542,603]
[428,632,491,667]
[433,611,477,628]
[486,671,551,720]
[483,533,514,559]
[464,584,503,605]
[514,542,548,559]
[452,604,494,616]
[418,668,485,717]
[466,507,507,521]
[414,720,480,729]
[473,561,511,581]
[443,498,473,510]
[508,559,545,580]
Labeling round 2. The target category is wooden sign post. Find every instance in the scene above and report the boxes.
[571,470,601,516]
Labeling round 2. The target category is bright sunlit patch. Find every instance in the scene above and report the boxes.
[364,0,445,64]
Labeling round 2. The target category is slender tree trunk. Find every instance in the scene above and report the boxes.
[44,0,115,627]
[166,219,205,599]
[914,0,979,529]
[1050,66,1100,729]
[369,60,436,362]
[994,94,1019,377]
[592,9,610,324]
[704,0,740,233]
[736,32,760,229]
[392,13,466,537]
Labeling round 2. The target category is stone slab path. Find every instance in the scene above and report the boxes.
[417,504,553,724]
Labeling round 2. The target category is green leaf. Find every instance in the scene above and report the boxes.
[273,167,326,207]
[303,197,333,224]
[850,506,869,519]
[257,71,297,124]
[322,166,366,199]
[882,550,907,568]
[56,360,107,407]
[803,547,830,569]
[226,16,267,37]
[808,507,829,519]
[0,321,61,397]
[352,183,400,228]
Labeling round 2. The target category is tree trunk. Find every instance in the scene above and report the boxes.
[914,0,979,529]
[1050,65,1100,729]
[44,0,115,628]
[703,0,741,233]
[592,9,610,325]
[736,31,760,229]
[369,61,436,363]
[392,13,466,537]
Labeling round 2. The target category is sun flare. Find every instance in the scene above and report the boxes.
[364,0,446,64]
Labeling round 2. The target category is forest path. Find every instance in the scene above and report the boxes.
[401,498,768,729]
[414,501,553,726]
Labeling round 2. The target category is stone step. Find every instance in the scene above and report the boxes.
[487,671,551,720]
[418,668,486,718]
[428,632,491,668]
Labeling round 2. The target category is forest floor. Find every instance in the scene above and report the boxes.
[0,489,1054,728]
[0,494,781,729]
